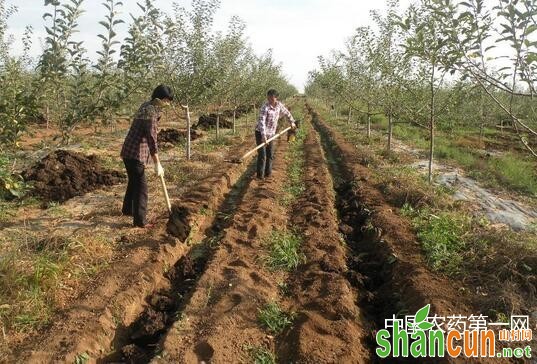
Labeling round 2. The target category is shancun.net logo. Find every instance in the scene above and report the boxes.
[376,304,534,359]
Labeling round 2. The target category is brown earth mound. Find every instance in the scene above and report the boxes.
[194,114,233,130]
[221,105,252,119]
[158,128,204,148]
[22,150,125,203]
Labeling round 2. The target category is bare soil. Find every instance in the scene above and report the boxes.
[279,123,372,363]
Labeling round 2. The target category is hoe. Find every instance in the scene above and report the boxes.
[160,175,172,213]
[225,123,299,164]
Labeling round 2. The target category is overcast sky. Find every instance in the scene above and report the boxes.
[6,0,411,92]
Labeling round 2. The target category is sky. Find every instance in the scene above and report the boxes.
[5,0,411,92]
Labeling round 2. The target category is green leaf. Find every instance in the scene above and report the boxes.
[525,24,537,36]
[414,304,430,324]
[418,321,435,330]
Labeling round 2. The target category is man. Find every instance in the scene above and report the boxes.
[120,84,173,228]
[255,89,296,179]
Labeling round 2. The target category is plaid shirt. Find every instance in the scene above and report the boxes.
[255,101,295,138]
[121,101,161,164]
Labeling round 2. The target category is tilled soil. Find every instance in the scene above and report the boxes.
[22,149,125,203]
[13,103,530,363]
[308,106,516,363]
[11,139,255,363]
[279,124,372,362]
[155,138,292,363]
[103,163,256,363]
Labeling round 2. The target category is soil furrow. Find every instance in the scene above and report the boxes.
[153,138,292,363]
[307,105,480,364]
[14,139,256,363]
[99,163,256,363]
[278,120,373,363]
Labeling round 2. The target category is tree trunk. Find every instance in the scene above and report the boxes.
[387,113,393,152]
[216,110,220,139]
[186,105,192,160]
[233,108,236,135]
[367,114,371,138]
[428,68,436,184]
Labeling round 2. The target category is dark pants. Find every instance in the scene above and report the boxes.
[122,158,148,227]
[255,131,275,178]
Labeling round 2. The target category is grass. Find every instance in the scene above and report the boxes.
[243,345,276,364]
[99,155,124,171]
[245,345,276,364]
[280,124,307,207]
[277,281,290,296]
[392,121,537,197]
[46,201,72,218]
[258,302,295,334]
[200,134,233,153]
[74,352,90,364]
[329,101,537,198]
[264,230,304,271]
[401,204,471,276]
[0,201,18,224]
[488,153,537,195]
[0,230,115,333]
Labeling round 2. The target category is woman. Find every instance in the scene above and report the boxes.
[120,85,174,228]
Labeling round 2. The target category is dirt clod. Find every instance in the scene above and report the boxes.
[22,150,125,203]
[194,114,233,130]
[130,307,168,342]
[158,128,204,148]
[167,206,191,241]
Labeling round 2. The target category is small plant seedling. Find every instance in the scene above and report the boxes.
[244,345,276,364]
[277,281,290,296]
[264,230,304,272]
[258,302,295,335]
[74,352,90,364]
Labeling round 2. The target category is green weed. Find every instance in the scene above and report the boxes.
[74,352,90,364]
[281,124,306,206]
[405,207,470,276]
[258,302,295,334]
[264,230,304,271]
[245,345,276,364]
[489,153,537,195]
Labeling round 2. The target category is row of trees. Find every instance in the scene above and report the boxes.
[0,0,296,146]
[306,0,537,182]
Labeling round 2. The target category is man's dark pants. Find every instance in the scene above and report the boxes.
[122,158,148,227]
[255,130,275,178]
